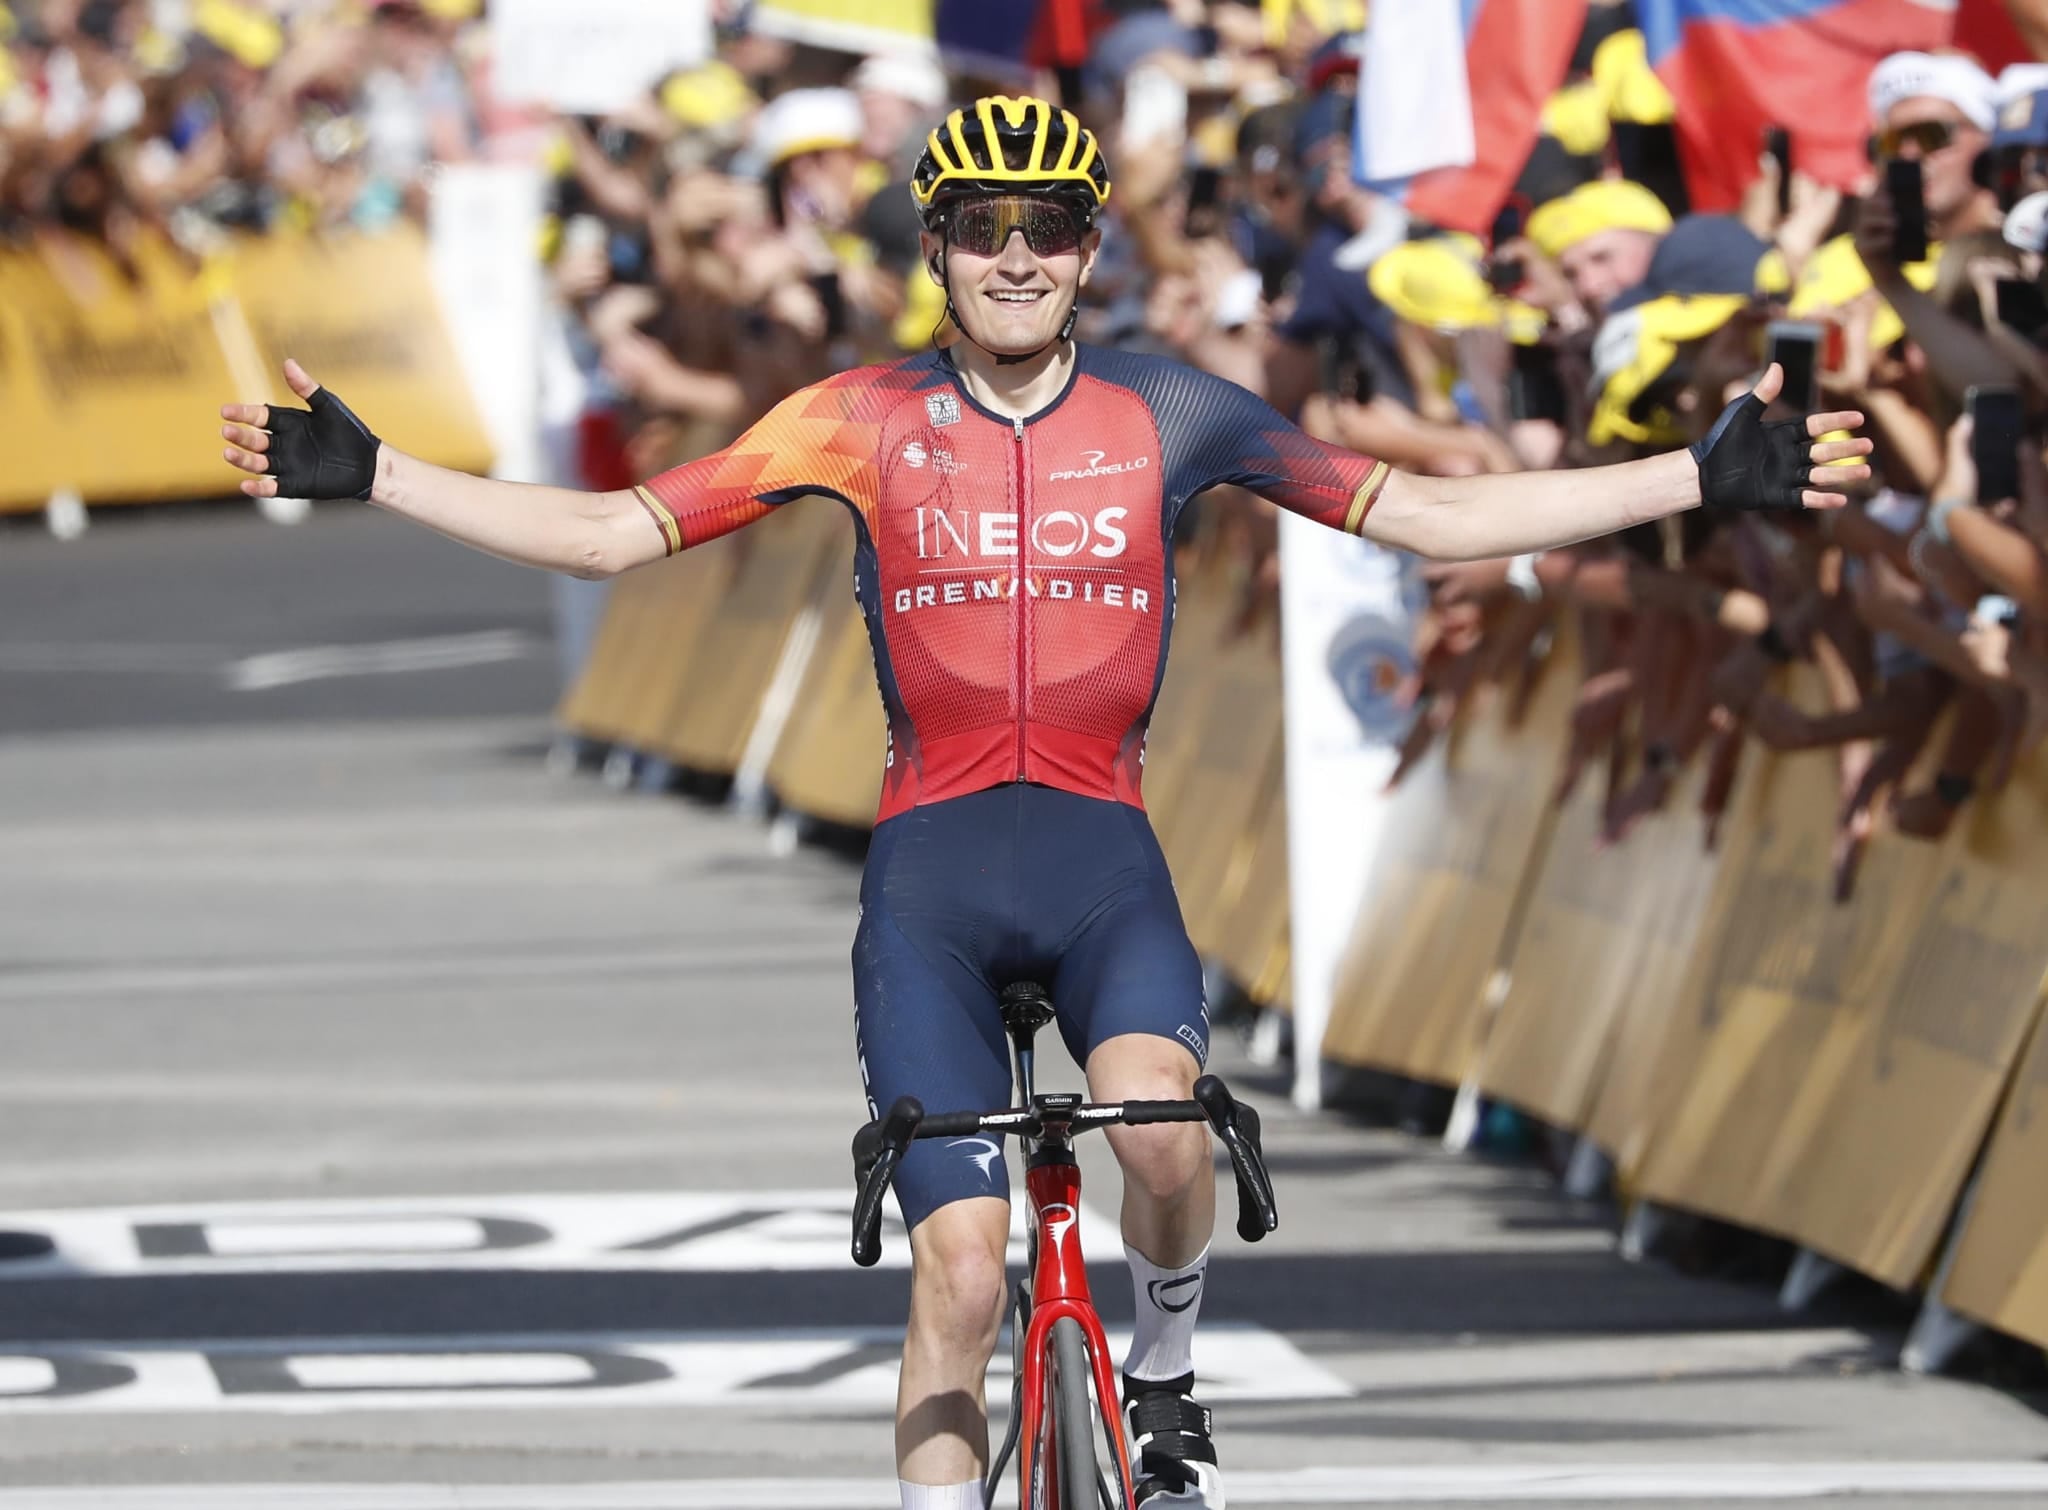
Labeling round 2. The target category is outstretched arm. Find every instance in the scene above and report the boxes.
[221,359,665,579]
[1361,367,1872,561]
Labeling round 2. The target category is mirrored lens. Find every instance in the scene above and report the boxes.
[947,197,1084,258]
[1879,120,1956,159]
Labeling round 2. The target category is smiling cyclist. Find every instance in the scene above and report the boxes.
[219,95,1873,1510]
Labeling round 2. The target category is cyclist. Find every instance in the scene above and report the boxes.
[218,95,1871,1510]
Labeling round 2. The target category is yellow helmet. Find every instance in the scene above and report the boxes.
[911,96,1112,223]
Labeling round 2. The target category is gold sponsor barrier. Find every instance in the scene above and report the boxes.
[223,225,492,479]
[766,582,889,828]
[1207,763,1293,1009]
[0,232,242,509]
[1478,756,1724,1157]
[1320,625,1574,1087]
[553,543,732,751]
[1941,990,2048,1351]
[1630,682,2048,1289]
[1156,612,1285,960]
[655,502,847,774]
[0,225,490,512]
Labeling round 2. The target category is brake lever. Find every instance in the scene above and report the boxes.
[851,1095,923,1267]
[1193,1075,1279,1242]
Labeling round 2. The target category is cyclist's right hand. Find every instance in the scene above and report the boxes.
[221,358,383,501]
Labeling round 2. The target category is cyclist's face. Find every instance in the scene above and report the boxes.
[921,200,1100,355]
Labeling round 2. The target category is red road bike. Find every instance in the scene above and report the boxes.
[852,982,1278,1510]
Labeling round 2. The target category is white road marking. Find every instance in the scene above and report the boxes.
[223,631,538,692]
[0,1325,1346,1414]
[0,1190,1126,1275]
[5,1463,2048,1505]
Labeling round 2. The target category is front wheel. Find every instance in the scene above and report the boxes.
[1049,1317,1102,1509]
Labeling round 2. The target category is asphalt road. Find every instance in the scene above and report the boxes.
[1,499,2045,1508]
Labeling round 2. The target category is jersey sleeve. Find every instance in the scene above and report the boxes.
[632,377,884,556]
[1180,369,1392,536]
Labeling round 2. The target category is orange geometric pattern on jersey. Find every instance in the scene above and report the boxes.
[635,347,1389,823]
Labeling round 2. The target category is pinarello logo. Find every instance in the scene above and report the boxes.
[1049,449,1149,481]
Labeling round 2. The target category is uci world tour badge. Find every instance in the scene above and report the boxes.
[925,391,962,427]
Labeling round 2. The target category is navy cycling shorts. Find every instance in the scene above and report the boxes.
[852,783,1210,1229]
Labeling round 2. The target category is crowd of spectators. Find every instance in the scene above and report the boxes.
[11,0,2048,893]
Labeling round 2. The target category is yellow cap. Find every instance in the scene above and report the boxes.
[1787,232,1940,350]
[1589,292,1747,445]
[1527,179,1673,259]
[422,0,481,17]
[1366,235,1546,342]
[660,59,758,133]
[1543,79,1612,157]
[193,0,284,69]
[1593,29,1675,126]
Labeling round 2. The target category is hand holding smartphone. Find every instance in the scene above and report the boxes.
[1885,157,1929,265]
[1765,320,1822,414]
[1967,384,2024,504]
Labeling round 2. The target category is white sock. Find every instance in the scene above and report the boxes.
[1123,1241,1208,1383]
[899,1478,982,1510]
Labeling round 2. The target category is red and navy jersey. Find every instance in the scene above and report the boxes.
[636,344,1390,823]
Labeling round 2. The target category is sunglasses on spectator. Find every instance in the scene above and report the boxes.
[1876,120,1959,158]
[945,197,1087,258]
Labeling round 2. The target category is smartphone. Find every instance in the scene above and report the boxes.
[1968,384,2024,503]
[1507,343,1566,424]
[1184,164,1222,237]
[1821,318,1847,374]
[1122,64,1187,149]
[1487,200,1526,293]
[1765,320,1822,412]
[1886,156,1929,264]
[1995,276,2048,340]
[1763,125,1793,218]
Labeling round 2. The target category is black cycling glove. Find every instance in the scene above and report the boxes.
[1690,392,1812,513]
[265,385,382,501]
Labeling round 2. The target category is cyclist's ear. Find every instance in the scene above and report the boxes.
[1076,225,1103,288]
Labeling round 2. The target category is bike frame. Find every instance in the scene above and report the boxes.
[1013,1148,1135,1507]
[990,994,1134,1510]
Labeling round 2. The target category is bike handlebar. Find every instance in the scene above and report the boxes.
[849,1074,1278,1267]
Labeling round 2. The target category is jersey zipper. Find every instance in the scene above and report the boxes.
[1012,413,1028,783]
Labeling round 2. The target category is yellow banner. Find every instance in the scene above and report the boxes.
[1941,991,2048,1351]
[1633,697,2048,1288]
[1321,628,1574,1087]
[0,233,243,508]
[1209,768,1293,1007]
[225,226,492,479]
[753,0,934,54]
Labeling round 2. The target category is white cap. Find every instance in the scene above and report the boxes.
[752,87,864,168]
[1998,62,2048,107]
[852,52,948,111]
[1868,51,1997,131]
[2005,190,2048,254]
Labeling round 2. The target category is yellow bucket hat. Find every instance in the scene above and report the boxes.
[1593,29,1676,126]
[1527,179,1674,260]
[1787,232,1939,350]
[660,59,759,134]
[1589,292,1748,445]
[193,0,284,69]
[1367,235,1546,342]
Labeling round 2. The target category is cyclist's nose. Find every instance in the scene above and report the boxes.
[996,228,1041,273]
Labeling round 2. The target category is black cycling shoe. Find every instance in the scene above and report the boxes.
[1122,1371,1224,1508]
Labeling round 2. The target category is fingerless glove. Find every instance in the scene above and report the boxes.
[1690,393,1812,513]
[266,386,382,501]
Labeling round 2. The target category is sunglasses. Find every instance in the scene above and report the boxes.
[944,196,1087,258]
[1876,119,1959,158]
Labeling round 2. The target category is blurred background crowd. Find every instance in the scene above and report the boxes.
[8,0,2048,892]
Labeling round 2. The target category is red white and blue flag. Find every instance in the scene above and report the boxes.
[1638,0,1957,211]
[1353,0,1586,235]
[935,0,1097,83]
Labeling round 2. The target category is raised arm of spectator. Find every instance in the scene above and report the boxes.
[1855,187,2023,399]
